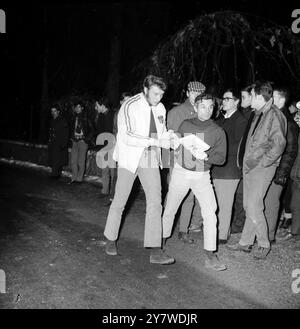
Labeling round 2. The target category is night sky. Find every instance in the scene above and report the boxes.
[0,0,298,139]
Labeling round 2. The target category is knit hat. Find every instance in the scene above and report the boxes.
[187,81,206,94]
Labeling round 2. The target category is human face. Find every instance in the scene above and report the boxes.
[241,91,252,108]
[74,104,83,114]
[222,91,239,112]
[288,104,298,114]
[250,88,264,110]
[187,90,202,106]
[273,91,285,109]
[51,108,59,119]
[144,85,165,106]
[195,99,214,121]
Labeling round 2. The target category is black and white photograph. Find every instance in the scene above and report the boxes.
[0,0,300,315]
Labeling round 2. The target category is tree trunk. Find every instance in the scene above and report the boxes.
[105,3,122,109]
[38,8,49,142]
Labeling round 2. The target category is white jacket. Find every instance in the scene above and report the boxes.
[113,92,167,173]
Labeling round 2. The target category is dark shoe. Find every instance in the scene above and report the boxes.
[253,246,270,259]
[68,180,76,185]
[276,232,295,242]
[205,254,227,271]
[226,242,252,253]
[178,231,194,244]
[218,239,228,245]
[50,174,61,179]
[105,239,118,256]
[280,218,292,229]
[150,249,175,265]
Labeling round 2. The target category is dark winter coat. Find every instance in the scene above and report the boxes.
[90,109,114,151]
[273,107,299,185]
[48,116,69,167]
[243,100,287,174]
[69,112,94,146]
[212,109,248,179]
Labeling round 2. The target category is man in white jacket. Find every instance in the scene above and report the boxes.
[103,75,175,265]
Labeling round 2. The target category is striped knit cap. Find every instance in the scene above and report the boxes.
[187,81,206,94]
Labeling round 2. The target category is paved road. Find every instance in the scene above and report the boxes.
[0,162,298,309]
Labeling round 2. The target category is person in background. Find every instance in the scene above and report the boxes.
[48,103,69,179]
[104,92,132,206]
[289,129,300,252]
[231,85,255,234]
[94,97,114,195]
[212,88,248,244]
[268,91,299,243]
[166,81,206,243]
[69,100,94,184]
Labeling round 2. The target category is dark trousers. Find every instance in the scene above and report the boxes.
[291,180,300,236]
[231,178,246,233]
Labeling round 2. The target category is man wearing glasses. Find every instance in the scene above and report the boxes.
[162,94,227,271]
[212,89,248,244]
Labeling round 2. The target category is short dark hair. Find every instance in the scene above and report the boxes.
[143,75,167,92]
[96,96,110,108]
[273,86,290,103]
[73,100,84,108]
[241,85,253,94]
[251,81,273,102]
[120,92,131,100]
[224,88,240,100]
[194,93,215,105]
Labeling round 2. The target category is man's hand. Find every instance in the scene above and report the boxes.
[149,130,181,149]
[191,147,208,160]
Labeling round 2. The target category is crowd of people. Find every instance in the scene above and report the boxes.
[47,74,300,271]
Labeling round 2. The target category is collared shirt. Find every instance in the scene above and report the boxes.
[223,108,238,119]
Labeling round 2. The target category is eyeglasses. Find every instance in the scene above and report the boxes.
[222,97,236,101]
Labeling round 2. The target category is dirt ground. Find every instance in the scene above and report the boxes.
[0,160,299,309]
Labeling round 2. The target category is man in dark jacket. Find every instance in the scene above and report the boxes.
[265,87,299,242]
[48,104,69,178]
[227,81,287,259]
[231,86,255,233]
[69,100,94,184]
[94,98,114,195]
[212,88,248,244]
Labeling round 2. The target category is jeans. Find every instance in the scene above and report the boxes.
[240,166,276,248]
[71,140,88,182]
[163,166,217,251]
[264,181,283,241]
[213,179,240,240]
[104,149,162,248]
